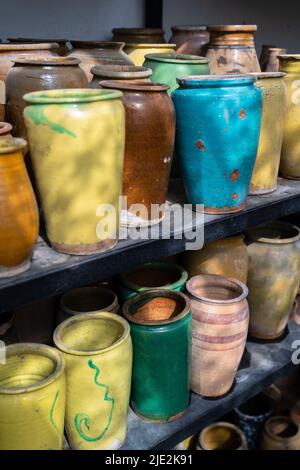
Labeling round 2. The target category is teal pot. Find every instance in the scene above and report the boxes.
[172,75,262,214]
[123,289,191,422]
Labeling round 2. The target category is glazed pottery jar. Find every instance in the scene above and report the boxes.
[123,289,191,422]
[24,89,125,255]
[100,80,175,226]
[0,137,39,277]
[246,222,300,340]
[53,312,132,450]
[69,41,134,81]
[261,416,300,450]
[169,26,210,55]
[112,28,166,44]
[249,72,286,194]
[0,121,12,138]
[265,48,287,72]
[8,37,69,56]
[90,64,152,88]
[259,45,276,71]
[173,75,262,214]
[124,43,176,66]
[182,235,249,283]
[196,422,248,450]
[206,25,260,74]
[143,53,210,94]
[118,262,188,301]
[186,274,249,397]
[0,343,66,450]
[6,57,88,139]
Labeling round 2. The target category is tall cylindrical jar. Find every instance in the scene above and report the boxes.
[186,274,249,397]
[90,64,152,88]
[169,26,210,55]
[173,75,262,214]
[0,343,66,450]
[261,416,300,450]
[259,45,276,71]
[24,89,125,255]
[124,44,176,66]
[53,312,132,450]
[123,289,191,422]
[246,222,300,340]
[265,48,287,72]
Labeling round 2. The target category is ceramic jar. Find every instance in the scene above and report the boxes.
[123,289,191,422]
[186,274,249,397]
[0,137,39,278]
[112,28,166,44]
[173,75,262,213]
[196,422,248,450]
[24,88,125,255]
[143,53,210,94]
[8,37,69,56]
[124,43,176,66]
[246,222,300,340]
[249,72,286,195]
[100,80,175,226]
[169,26,210,55]
[6,57,88,139]
[182,235,249,283]
[0,343,66,450]
[90,64,152,88]
[0,121,12,137]
[206,25,260,74]
[265,48,287,72]
[54,312,132,450]
[261,416,300,450]
[259,45,276,71]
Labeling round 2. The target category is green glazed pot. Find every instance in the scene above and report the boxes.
[123,288,191,422]
[143,53,210,94]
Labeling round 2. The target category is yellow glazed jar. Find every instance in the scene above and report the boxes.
[0,343,66,450]
[23,89,125,255]
[249,72,286,194]
[53,312,132,450]
[124,43,176,66]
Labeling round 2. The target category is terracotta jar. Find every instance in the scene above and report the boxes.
[265,48,287,72]
[246,222,300,340]
[261,416,300,450]
[259,45,276,71]
[206,25,260,74]
[124,43,176,66]
[197,422,248,450]
[169,25,210,55]
[90,64,152,88]
[0,121,12,137]
[68,41,133,81]
[100,80,175,227]
[0,137,39,277]
[8,37,69,56]
[6,57,88,139]
[112,28,166,44]
[186,274,249,397]
[182,235,249,283]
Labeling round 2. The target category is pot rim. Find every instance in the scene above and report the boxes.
[144,53,209,64]
[0,343,65,395]
[12,57,80,66]
[120,262,188,291]
[125,43,176,49]
[122,288,191,326]
[7,37,68,44]
[199,422,247,450]
[23,88,123,104]
[91,64,152,78]
[246,221,300,244]
[249,71,286,79]
[268,47,287,52]
[0,42,59,51]
[278,54,300,61]
[171,25,207,32]
[264,416,300,442]
[112,28,165,35]
[0,121,13,135]
[177,74,256,87]
[207,25,257,32]
[100,79,169,92]
[53,311,130,356]
[60,286,118,316]
[186,274,249,305]
[70,40,125,49]
[0,137,27,154]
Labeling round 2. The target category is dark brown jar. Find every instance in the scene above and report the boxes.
[112,28,165,44]
[90,64,152,88]
[100,80,175,227]
[7,37,69,56]
[169,25,210,55]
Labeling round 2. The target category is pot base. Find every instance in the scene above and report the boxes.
[249,327,287,341]
[0,259,31,278]
[249,186,277,196]
[198,203,245,215]
[131,403,187,423]
[51,238,118,255]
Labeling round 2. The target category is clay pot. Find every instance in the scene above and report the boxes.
[68,41,133,81]
[124,43,176,66]
[112,28,166,44]
[259,45,276,71]
[261,416,300,450]
[197,422,248,450]
[7,37,69,56]
[100,80,175,227]
[0,121,12,137]
[206,25,260,74]
[265,48,287,72]
[0,137,39,277]
[169,25,210,55]
[182,235,249,283]
[6,57,88,139]
[23,88,125,255]
[291,401,300,426]
[246,222,300,340]
[90,64,152,88]
[186,274,249,397]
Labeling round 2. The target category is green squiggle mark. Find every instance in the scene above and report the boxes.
[50,390,60,435]
[27,105,77,138]
[74,360,115,442]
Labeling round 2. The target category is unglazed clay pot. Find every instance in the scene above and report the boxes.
[0,343,66,450]
[53,312,132,450]
[0,137,39,278]
[6,57,88,139]
[265,48,287,72]
[123,289,191,422]
[112,28,166,44]
[259,45,276,71]
[182,235,249,283]
[169,25,210,55]
[186,274,249,397]
[100,80,175,226]
[261,416,300,450]
[124,43,176,66]
[246,222,300,340]
[8,37,69,56]
[197,422,248,450]
[206,25,260,74]
[173,75,262,213]
[90,64,152,88]
[24,89,125,255]
[249,72,286,195]
[0,121,12,137]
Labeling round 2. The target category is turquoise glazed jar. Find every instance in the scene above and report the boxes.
[143,53,210,94]
[173,75,262,213]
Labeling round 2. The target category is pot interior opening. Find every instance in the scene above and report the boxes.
[189,276,244,302]
[268,418,298,438]
[126,264,182,288]
[129,293,186,321]
[237,393,272,417]
[62,288,115,313]
[0,352,55,389]
[202,425,242,450]
[247,222,299,242]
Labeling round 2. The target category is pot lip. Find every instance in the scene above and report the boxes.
[246,221,300,244]
[53,311,130,356]
[0,343,65,395]
[171,25,207,32]
[100,79,169,92]
[70,40,125,49]
[23,88,123,104]
[264,416,300,441]
[186,274,249,305]
[120,262,188,291]
[12,57,80,66]
[268,47,287,52]
[112,28,165,35]
[199,422,247,450]
[125,43,176,49]
[60,286,118,316]
[0,42,59,51]
[0,121,13,135]
[144,53,209,64]
[91,64,152,78]
[207,24,257,32]
[122,288,191,326]
[0,137,27,154]
[177,74,256,87]
[278,54,300,61]
[249,71,286,79]
[7,37,68,44]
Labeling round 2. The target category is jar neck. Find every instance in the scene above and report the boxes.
[209,31,255,47]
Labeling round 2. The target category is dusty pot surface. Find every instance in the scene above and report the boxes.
[169,25,210,55]
[197,422,248,450]
[112,28,166,44]
[265,47,287,72]
[124,43,176,66]
[90,64,152,88]
[7,37,69,56]
[261,416,300,450]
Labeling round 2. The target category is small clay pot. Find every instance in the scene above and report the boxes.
[265,47,287,72]
[197,422,248,450]
[169,25,209,55]
[261,416,300,450]
[90,64,152,88]
[7,37,69,56]
[0,121,12,137]
[112,28,166,44]
[260,44,276,71]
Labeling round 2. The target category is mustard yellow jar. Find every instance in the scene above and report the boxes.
[23,89,125,255]
[124,43,176,66]
[0,343,66,450]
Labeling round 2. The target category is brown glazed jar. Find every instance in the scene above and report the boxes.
[100,80,175,227]
[5,57,88,139]
[206,25,261,74]
[90,64,152,88]
[7,38,69,56]
[169,26,210,55]
[112,28,165,44]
